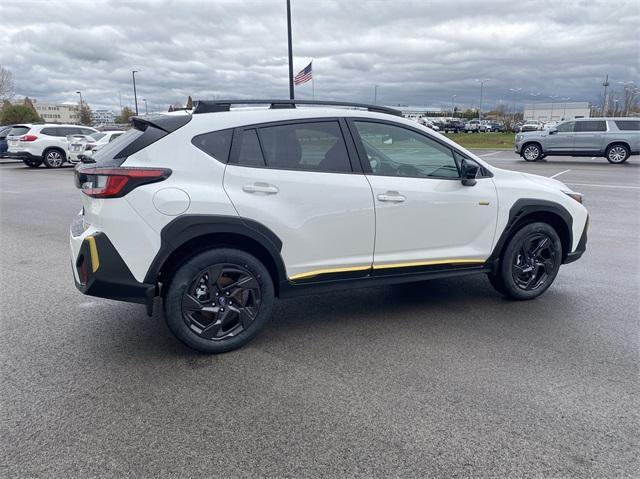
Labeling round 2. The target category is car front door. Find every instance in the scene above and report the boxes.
[573,120,607,154]
[349,119,498,271]
[223,119,375,282]
[544,120,575,153]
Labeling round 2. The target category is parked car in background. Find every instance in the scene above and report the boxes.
[68,130,126,164]
[0,125,14,157]
[69,99,588,353]
[442,119,465,133]
[519,120,542,132]
[417,117,440,131]
[487,122,505,132]
[515,118,640,163]
[465,119,481,133]
[7,124,98,168]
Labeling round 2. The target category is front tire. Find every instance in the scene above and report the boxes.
[22,158,42,168]
[522,143,542,161]
[605,144,630,164]
[42,149,66,168]
[163,248,274,353]
[488,222,562,300]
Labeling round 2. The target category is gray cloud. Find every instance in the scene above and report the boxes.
[0,0,638,113]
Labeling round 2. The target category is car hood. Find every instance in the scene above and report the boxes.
[520,171,570,191]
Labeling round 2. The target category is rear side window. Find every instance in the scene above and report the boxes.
[257,121,352,173]
[575,121,606,132]
[8,126,30,136]
[615,120,640,131]
[233,129,265,167]
[191,129,233,163]
[41,127,61,136]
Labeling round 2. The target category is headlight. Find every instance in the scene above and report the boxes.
[516,134,523,141]
[563,191,583,204]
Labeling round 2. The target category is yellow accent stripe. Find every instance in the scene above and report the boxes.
[372,259,485,270]
[288,258,486,280]
[87,236,100,273]
[289,265,371,281]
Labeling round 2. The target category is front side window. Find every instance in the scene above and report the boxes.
[556,121,575,133]
[353,121,459,179]
[575,121,606,132]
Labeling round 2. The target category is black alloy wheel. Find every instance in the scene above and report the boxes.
[182,264,262,341]
[511,233,557,291]
[164,248,274,353]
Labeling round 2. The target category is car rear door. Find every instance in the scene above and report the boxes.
[223,119,375,282]
[348,119,498,270]
[573,120,607,154]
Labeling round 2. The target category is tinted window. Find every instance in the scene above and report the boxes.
[257,121,351,173]
[556,121,575,133]
[90,127,145,167]
[80,128,96,135]
[108,133,124,142]
[41,127,61,136]
[91,133,106,141]
[232,129,265,167]
[192,129,233,163]
[354,121,459,179]
[615,120,640,131]
[575,121,606,132]
[0,127,11,139]
[8,126,30,136]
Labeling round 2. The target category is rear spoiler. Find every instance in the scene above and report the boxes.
[131,114,192,133]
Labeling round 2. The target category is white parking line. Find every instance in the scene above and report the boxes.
[550,169,571,179]
[566,182,640,190]
[478,151,501,157]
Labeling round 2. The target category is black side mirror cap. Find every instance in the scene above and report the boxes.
[461,161,479,187]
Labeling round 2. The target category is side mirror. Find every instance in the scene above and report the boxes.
[548,128,558,135]
[461,161,479,187]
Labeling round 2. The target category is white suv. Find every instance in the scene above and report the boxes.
[68,130,126,164]
[7,123,98,168]
[69,100,588,353]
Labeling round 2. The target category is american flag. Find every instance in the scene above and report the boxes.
[294,61,313,85]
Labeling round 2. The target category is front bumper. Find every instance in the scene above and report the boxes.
[563,216,588,264]
[70,217,155,314]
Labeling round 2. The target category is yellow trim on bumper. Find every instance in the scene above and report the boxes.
[87,236,100,273]
[288,258,486,280]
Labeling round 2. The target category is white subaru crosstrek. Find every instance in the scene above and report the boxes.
[70,100,588,353]
[7,123,98,168]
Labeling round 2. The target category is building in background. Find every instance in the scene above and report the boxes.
[91,109,116,126]
[397,105,443,120]
[31,100,80,123]
[523,101,590,122]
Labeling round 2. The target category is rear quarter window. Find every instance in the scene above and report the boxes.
[191,129,233,163]
[614,120,640,131]
[8,126,30,136]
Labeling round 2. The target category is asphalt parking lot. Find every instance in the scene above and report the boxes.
[1,152,639,478]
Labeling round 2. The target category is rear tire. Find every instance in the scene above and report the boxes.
[42,149,66,168]
[488,222,562,300]
[23,158,42,168]
[163,248,274,353]
[605,144,630,164]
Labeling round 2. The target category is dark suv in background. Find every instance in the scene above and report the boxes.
[0,125,14,157]
[515,118,640,163]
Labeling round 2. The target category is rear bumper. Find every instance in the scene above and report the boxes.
[563,216,588,264]
[70,220,155,314]
[8,151,41,160]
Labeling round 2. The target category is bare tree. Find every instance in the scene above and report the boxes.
[0,65,15,100]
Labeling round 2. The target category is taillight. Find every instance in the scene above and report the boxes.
[21,134,38,142]
[75,167,171,198]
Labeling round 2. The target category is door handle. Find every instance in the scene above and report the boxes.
[377,191,406,203]
[242,182,279,195]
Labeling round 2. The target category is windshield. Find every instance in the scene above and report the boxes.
[90,133,106,141]
[90,128,144,166]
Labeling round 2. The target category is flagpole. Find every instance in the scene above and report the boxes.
[311,60,315,100]
[286,0,294,99]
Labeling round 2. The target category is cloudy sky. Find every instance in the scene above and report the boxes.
[0,0,638,113]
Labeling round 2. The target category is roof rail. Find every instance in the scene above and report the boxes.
[192,99,403,117]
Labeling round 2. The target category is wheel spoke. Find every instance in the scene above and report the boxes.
[183,293,204,312]
[200,318,223,339]
[207,265,223,291]
[532,237,549,257]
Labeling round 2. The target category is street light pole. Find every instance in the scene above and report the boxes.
[132,70,139,115]
[286,0,294,100]
[451,94,457,116]
[143,99,148,115]
[374,84,378,104]
[509,88,521,116]
[561,97,571,120]
[529,92,541,120]
[476,79,489,121]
